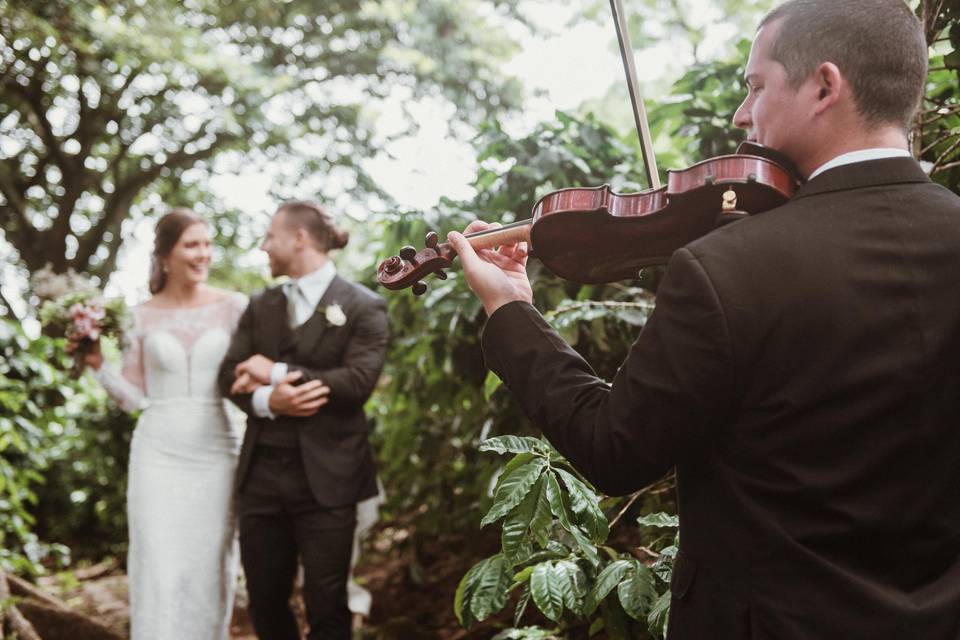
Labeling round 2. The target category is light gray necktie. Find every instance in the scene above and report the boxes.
[286,280,306,328]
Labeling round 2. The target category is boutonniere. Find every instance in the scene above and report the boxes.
[325,303,347,326]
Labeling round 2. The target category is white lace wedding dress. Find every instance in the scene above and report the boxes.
[96,293,247,639]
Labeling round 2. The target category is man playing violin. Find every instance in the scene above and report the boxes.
[448,0,960,638]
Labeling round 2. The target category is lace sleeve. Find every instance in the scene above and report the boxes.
[95,309,147,413]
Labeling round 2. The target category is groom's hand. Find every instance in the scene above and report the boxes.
[235,354,275,385]
[269,371,330,417]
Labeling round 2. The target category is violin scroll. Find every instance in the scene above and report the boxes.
[376,230,457,295]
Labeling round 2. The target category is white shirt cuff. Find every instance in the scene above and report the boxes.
[252,385,276,419]
[270,362,289,385]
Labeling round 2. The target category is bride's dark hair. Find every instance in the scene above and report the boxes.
[149,208,207,294]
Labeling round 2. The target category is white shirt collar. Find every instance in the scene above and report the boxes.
[808,148,911,180]
[288,260,337,309]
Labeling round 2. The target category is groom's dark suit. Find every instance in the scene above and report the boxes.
[482,158,960,639]
[220,274,388,640]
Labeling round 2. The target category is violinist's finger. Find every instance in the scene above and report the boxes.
[447,231,485,270]
[498,240,528,260]
[484,247,528,271]
[463,220,499,235]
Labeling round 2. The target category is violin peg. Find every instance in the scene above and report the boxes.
[412,281,428,296]
[399,245,418,262]
[434,269,447,280]
[425,231,439,249]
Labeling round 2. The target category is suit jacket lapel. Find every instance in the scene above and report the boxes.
[261,286,294,358]
[296,275,354,349]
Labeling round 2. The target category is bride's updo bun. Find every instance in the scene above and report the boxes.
[277,200,349,251]
[149,208,206,294]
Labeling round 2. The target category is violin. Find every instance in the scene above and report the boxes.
[376,1,802,296]
[377,142,800,293]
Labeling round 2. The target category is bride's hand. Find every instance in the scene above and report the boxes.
[230,371,260,395]
[66,338,103,371]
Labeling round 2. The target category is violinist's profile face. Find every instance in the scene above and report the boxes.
[733,20,818,169]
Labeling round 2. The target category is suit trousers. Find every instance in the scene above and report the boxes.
[239,445,356,640]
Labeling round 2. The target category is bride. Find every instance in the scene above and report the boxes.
[76,208,246,639]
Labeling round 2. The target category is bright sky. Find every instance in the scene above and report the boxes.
[6,0,749,317]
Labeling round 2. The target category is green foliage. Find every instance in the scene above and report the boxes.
[456,437,679,638]
[0,319,133,572]
[917,0,960,192]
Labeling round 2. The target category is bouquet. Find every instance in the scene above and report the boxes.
[34,266,130,378]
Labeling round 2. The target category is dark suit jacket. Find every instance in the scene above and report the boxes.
[220,274,389,507]
[482,158,960,639]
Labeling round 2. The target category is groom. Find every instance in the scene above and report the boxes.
[219,200,389,639]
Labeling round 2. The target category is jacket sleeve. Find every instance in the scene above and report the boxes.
[218,297,257,416]
[481,248,737,496]
[287,295,389,411]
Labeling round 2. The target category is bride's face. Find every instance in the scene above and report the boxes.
[165,222,213,287]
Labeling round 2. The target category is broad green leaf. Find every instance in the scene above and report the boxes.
[617,562,657,620]
[637,512,679,529]
[530,561,565,622]
[484,370,503,401]
[480,435,547,456]
[513,583,531,627]
[556,468,609,543]
[554,559,585,613]
[530,479,554,548]
[583,559,633,615]
[470,554,513,622]
[647,590,672,640]
[455,556,486,627]
[545,471,600,565]
[482,459,547,527]
[502,477,543,563]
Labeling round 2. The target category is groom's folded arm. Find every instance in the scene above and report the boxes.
[218,299,257,416]
[286,297,389,411]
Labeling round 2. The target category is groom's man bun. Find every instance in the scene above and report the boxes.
[278,200,350,252]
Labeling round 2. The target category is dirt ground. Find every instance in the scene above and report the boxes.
[41,524,508,640]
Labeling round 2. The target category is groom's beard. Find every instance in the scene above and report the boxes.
[268,255,290,278]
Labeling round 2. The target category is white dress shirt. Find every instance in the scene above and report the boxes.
[252,261,337,419]
[808,147,911,180]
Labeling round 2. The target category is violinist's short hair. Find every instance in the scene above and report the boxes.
[760,0,926,130]
[277,200,349,252]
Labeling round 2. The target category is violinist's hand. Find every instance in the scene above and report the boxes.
[447,221,533,316]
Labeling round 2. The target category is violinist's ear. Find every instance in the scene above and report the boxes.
[811,61,843,116]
